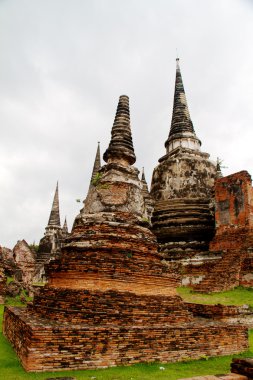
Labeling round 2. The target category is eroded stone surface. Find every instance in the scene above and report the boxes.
[151,60,217,266]
[0,245,15,276]
[12,240,36,285]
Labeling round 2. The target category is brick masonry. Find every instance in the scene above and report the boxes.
[2,96,250,371]
[194,171,253,292]
[4,306,248,372]
[186,303,253,328]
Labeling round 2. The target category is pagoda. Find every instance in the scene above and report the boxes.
[37,182,63,259]
[3,95,247,372]
[151,59,217,266]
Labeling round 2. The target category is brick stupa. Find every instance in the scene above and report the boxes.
[3,95,248,372]
[151,59,217,263]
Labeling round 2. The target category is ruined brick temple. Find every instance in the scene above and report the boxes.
[3,93,248,371]
[150,59,253,290]
[194,170,253,292]
[151,58,217,269]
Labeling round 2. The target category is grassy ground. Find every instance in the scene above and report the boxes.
[1,287,253,380]
[178,286,253,306]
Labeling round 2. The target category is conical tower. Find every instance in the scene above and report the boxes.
[4,95,247,372]
[62,217,69,237]
[151,59,217,267]
[78,143,102,216]
[37,182,63,265]
[46,182,61,232]
[165,59,201,154]
[103,95,136,166]
[90,142,101,186]
[141,167,154,221]
[83,95,143,216]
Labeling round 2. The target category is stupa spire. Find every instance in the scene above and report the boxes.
[141,167,149,193]
[90,142,101,185]
[165,59,201,154]
[47,182,61,228]
[103,95,136,166]
[141,167,146,182]
[62,217,68,234]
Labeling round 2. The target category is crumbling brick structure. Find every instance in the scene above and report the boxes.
[151,59,217,268]
[12,240,36,286]
[194,171,253,292]
[3,95,248,372]
[0,254,6,304]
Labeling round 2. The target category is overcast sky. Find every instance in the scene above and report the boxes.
[1,0,253,248]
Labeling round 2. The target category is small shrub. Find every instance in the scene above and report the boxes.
[91,172,102,186]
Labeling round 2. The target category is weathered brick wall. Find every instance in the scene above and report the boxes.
[194,171,253,293]
[193,248,244,293]
[31,288,192,325]
[213,171,253,232]
[181,251,221,286]
[240,256,253,287]
[4,306,248,372]
[0,246,16,276]
[186,303,253,327]
[0,263,6,304]
[13,240,36,285]
[3,307,32,369]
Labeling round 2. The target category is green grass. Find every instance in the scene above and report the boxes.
[7,276,14,284]
[177,286,253,306]
[1,288,253,379]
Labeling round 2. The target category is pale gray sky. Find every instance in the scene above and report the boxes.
[1,0,253,248]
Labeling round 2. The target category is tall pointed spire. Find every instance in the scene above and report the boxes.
[103,95,136,166]
[90,142,101,186]
[47,182,61,228]
[62,217,68,234]
[141,167,146,182]
[165,59,201,154]
[141,167,149,193]
[141,167,154,221]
